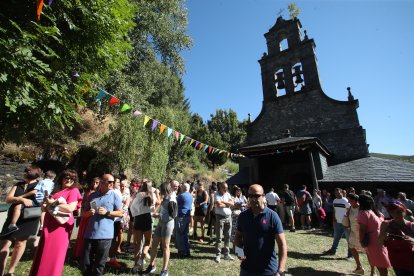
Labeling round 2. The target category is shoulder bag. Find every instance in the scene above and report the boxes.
[22,206,42,219]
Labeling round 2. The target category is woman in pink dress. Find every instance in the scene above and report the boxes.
[72,176,100,260]
[357,194,390,276]
[30,169,82,276]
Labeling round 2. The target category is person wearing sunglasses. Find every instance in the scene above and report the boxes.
[30,169,83,276]
[82,174,123,276]
[234,184,287,276]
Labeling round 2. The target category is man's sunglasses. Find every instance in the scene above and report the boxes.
[106,180,114,184]
[248,194,263,199]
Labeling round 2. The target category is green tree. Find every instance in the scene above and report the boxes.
[0,0,135,144]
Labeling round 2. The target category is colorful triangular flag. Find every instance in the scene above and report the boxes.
[36,0,44,21]
[133,110,142,117]
[208,146,212,154]
[143,115,150,127]
[159,124,166,135]
[179,134,185,143]
[108,97,120,107]
[151,120,158,131]
[174,131,179,141]
[203,145,208,152]
[189,139,195,146]
[120,104,131,113]
[227,152,230,158]
[95,90,107,102]
[195,141,200,149]
[199,143,204,150]
[167,128,173,137]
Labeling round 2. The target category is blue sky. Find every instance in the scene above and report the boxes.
[182,0,414,155]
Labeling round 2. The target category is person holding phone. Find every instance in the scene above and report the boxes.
[82,174,123,276]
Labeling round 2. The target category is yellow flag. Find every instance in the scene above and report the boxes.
[143,115,150,127]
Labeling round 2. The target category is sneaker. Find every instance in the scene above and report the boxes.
[159,270,168,276]
[143,264,156,275]
[323,249,336,255]
[345,256,353,261]
[290,228,296,232]
[106,259,121,268]
[215,255,221,263]
[352,268,365,275]
[224,255,234,261]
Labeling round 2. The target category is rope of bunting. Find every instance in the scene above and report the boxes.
[93,85,244,160]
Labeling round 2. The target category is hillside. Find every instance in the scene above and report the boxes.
[370,153,414,164]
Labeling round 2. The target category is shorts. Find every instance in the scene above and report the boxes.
[286,205,295,217]
[195,206,207,217]
[154,219,174,238]
[299,204,312,215]
[133,213,152,232]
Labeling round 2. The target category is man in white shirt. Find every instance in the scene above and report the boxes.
[265,188,280,212]
[324,188,351,258]
[214,182,234,263]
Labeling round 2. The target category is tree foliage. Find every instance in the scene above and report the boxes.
[0,0,135,144]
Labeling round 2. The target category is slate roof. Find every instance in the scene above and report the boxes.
[240,136,331,156]
[319,157,414,183]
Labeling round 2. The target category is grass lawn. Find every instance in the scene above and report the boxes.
[11,227,396,276]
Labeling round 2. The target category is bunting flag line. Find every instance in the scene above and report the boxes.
[133,110,142,117]
[120,104,131,113]
[95,90,107,103]
[159,124,166,135]
[143,115,150,127]
[89,80,244,159]
[151,120,158,131]
[36,0,44,21]
[109,97,120,107]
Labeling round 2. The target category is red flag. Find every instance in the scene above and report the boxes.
[36,0,44,21]
[208,146,212,154]
[174,131,179,141]
[108,97,120,107]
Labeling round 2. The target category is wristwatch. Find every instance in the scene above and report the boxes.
[277,271,286,276]
[105,211,110,217]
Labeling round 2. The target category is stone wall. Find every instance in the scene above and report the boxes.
[0,156,31,202]
[248,88,368,164]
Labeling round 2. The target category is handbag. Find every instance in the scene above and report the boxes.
[361,232,370,247]
[22,206,42,219]
[47,207,71,224]
[341,215,350,228]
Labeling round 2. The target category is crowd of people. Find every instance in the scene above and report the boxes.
[0,165,413,276]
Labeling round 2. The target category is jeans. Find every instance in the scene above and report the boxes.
[175,215,190,255]
[83,239,112,276]
[331,222,351,256]
[215,214,232,256]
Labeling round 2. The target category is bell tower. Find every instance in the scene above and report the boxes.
[259,16,322,101]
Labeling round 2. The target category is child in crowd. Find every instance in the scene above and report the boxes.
[6,170,55,234]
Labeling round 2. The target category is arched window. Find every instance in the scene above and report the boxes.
[280,38,288,51]
[275,68,286,96]
[292,63,304,92]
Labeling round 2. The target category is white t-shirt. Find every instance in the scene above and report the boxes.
[333,197,350,222]
[265,192,280,206]
[214,191,232,216]
[113,189,123,222]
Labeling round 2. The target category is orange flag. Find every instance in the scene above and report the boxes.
[36,0,44,21]
[199,143,205,150]
[159,124,166,135]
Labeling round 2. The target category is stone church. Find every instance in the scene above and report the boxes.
[231,16,414,194]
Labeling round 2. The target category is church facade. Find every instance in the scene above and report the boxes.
[234,16,414,193]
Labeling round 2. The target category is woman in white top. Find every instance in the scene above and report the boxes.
[130,181,154,272]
